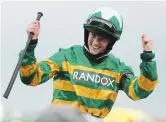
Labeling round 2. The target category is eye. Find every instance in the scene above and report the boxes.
[98,36,107,40]
[99,37,105,40]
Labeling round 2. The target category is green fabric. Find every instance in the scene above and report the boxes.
[53,89,114,110]
[19,44,158,116]
[39,61,52,84]
[140,52,155,61]
[121,75,153,100]
[20,68,37,85]
[19,51,36,66]
[140,61,158,81]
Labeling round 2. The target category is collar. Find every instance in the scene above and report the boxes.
[83,45,109,63]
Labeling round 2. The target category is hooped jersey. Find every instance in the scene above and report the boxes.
[19,43,158,118]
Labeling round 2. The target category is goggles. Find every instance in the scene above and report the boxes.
[86,17,120,35]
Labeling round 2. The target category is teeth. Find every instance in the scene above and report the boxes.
[92,45,99,49]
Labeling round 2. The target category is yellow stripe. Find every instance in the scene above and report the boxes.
[74,85,117,102]
[62,61,120,83]
[52,99,109,118]
[20,62,37,76]
[43,59,59,79]
[53,80,117,102]
[138,74,159,91]
[52,99,80,107]
[24,59,59,86]
[79,105,109,118]
[20,59,59,86]
[53,80,75,91]
[129,78,140,101]
[30,66,43,86]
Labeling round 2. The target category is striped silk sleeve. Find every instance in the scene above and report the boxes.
[19,43,64,86]
[119,52,159,101]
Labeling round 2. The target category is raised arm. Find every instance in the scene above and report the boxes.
[19,21,64,86]
[119,34,159,100]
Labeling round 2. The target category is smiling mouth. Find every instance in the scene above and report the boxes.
[92,45,100,49]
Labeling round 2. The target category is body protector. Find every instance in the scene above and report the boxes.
[83,7,123,62]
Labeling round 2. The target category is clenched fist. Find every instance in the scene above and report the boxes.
[142,34,152,51]
[27,20,40,40]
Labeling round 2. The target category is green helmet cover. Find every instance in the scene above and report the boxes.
[84,7,123,40]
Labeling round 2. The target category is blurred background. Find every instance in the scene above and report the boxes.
[1,1,166,122]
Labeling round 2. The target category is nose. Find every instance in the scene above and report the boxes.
[93,37,100,45]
